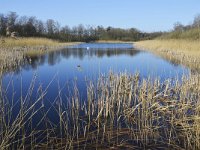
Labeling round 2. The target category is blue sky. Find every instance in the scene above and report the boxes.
[0,0,200,32]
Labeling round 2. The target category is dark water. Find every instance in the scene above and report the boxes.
[1,43,190,123]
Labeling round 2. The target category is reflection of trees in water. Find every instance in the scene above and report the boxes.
[61,50,70,59]
[64,48,140,59]
[23,55,46,70]
[16,48,140,71]
[2,48,198,75]
[48,52,61,66]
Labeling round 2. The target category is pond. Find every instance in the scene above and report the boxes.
[0,43,192,148]
[1,43,190,123]
[2,42,190,101]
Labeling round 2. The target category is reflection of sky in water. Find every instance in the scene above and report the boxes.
[2,43,190,106]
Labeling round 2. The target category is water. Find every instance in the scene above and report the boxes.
[1,43,190,123]
[2,42,190,100]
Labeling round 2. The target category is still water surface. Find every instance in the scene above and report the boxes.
[2,43,190,109]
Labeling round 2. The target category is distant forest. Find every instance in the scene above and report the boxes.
[0,12,162,42]
[1,12,200,42]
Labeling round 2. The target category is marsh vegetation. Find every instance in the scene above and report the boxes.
[135,39,200,72]
[0,72,200,149]
[0,37,78,73]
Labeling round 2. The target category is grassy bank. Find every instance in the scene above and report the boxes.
[134,39,200,71]
[1,37,69,47]
[0,37,79,73]
[0,72,200,149]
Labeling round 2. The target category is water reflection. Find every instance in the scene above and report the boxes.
[23,48,140,70]
[1,43,190,127]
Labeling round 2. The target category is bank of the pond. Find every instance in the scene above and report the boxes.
[0,37,80,73]
[134,39,200,71]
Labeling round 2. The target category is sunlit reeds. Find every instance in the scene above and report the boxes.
[1,37,73,48]
[135,39,200,71]
[0,37,79,73]
[0,72,199,149]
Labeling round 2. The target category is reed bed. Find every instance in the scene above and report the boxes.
[0,72,199,149]
[134,39,200,71]
[0,37,79,73]
[0,49,24,73]
[1,37,72,48]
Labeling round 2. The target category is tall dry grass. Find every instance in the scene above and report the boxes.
[0,72,199,149]
[0,37,79,73]
[134,39,200,71]
[0,37,72,48]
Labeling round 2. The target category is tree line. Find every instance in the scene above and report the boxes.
[173,14,200,32]
[160,14,200,40]
[0,12,162,42]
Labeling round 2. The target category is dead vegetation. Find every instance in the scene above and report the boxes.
[0,72,199,149]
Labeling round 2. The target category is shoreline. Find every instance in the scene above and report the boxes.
[2,38,200,73]
[134,39,200,72]
[0,37,80,73]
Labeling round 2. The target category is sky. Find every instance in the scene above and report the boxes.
[0,0,200,32]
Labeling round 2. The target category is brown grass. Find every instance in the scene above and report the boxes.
[0,37,79,73]
[0,72,200,149]
[1,37,76,47]
[134,39,200,71]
